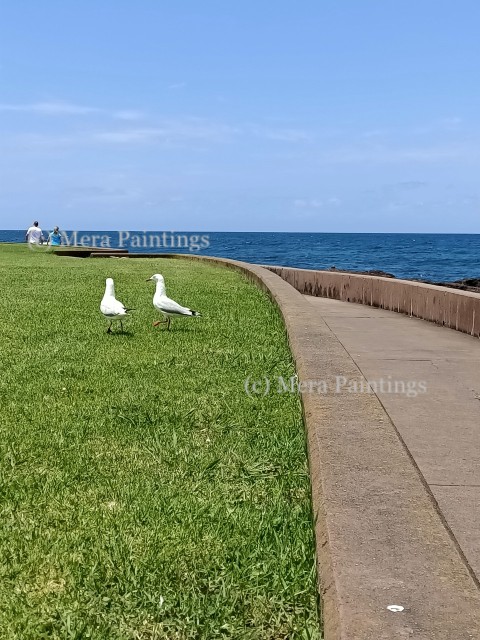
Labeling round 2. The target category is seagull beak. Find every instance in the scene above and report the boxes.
[146,277,152,282]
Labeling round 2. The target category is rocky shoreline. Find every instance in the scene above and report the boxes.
[328,267,480,293]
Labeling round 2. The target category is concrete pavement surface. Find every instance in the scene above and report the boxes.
[306,294,480,582]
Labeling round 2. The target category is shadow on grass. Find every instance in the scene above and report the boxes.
[105,330,135,338]
[150,324,200,333]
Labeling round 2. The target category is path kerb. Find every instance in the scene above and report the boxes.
[129,254,480,639]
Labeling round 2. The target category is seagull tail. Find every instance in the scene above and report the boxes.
[125,308,136,312]
[190,309,201,317]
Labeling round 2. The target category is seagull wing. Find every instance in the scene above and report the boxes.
[155,295,195,316]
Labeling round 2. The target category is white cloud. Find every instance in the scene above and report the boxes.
[0,101,99,115]
[438,116,462,127]
[361,129,389,139]
[360,118,463,139]
[113,110,145,121]
[253,126,313,143]
[294,198,323,208]
[92,120,239,144]
[411,116,463,135]
[0,102,311,146]
[315,144,476,164]
[93,128,167,144]
[64,184,143,205]
[0,102,144,120]
[10,133,77,147]
[391,181,428,191]
[4,117,240,149]
[327,197,341,206]
[294,197,341,208]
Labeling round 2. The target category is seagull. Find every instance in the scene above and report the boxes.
[100,277,134,333]
[147,273,200,330]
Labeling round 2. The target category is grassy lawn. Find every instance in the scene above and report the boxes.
[0,244,320,639]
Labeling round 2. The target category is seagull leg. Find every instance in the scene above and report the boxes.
[120,320,124,333]
[153,319,167,327]
[167,317,171,331]
[107,321,112,334]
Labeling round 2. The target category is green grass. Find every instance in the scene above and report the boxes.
[0,244,320,639]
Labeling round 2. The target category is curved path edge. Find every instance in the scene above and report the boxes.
[121,254,480,639]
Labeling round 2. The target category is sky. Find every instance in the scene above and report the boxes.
[1,1,480,232]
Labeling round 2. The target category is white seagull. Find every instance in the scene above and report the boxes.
[100,277,134,333]
[147,273,200,330]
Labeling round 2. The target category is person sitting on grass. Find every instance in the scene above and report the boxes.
[47,226,62,246]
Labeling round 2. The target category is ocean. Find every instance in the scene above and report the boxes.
[2,230,480,283]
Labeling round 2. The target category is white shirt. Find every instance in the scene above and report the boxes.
[26,226,43,243]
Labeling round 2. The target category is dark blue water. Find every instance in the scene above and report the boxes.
[3,230,480,282]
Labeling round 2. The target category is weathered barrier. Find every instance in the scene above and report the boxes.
[265,267,480,337]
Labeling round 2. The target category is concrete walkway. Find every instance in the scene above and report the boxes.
[306,295,480,582]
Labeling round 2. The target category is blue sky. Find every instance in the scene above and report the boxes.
[1,1,479,232]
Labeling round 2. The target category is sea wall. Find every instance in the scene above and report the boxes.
[265,267,480,337]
